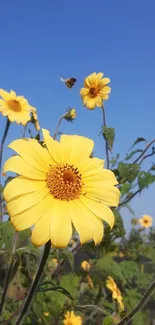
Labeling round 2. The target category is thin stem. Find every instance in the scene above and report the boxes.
[53,115,65,140]
[0,232,18,315]
[119,189,140,207]
[133,139,155,164]
[14,240,51,325]
[101,105,109,169]
[22,124,28,138]
[117,280,155,325]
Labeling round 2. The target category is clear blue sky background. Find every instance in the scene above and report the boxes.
[0,0,155,230]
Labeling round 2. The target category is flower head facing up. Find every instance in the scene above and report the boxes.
[106,276,124,310]
[139,214,153,228]
[3,129,120,248]
[80,73,111,110]
[81,260,91,271]
[63,311,82,325]
[0,89,39,126]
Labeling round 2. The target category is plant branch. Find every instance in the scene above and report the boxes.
[0,232,18,315]
[53,115,65,140]
[14,240,51,325]
[117,280,155,325]
[119,189,140,207]
[101,105,109,169]
[133,139,155,164]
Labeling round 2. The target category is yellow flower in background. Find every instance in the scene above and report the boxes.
[0,89,38,126]
[44,312,49,317]
[3,129,120,248]
[81,260,91,271]
[51,258,58,268]
[106,276,124,310]
[63,311,82,325]
[139,214,153,228]
[80,72,111,110]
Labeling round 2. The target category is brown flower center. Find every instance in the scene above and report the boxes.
[89,87,99,98]
[7,99,22,112]
[46,164,83,201]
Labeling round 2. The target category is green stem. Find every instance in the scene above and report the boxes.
[0,118,10,217]
[101,105,109,169]
[14,240,51,325]
[117,280,155,325]
[53,115,65,140]
[0,232,18,315]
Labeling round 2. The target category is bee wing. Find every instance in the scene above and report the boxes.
[60,76,66,83]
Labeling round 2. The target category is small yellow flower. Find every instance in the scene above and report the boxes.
[139,214,152,228]
[106,276,124,310]
[44,312,49,317]
[80,72,111,110]
[51,258,58,267]
[3,129,120,248]
[81,260,91,271]
[0,89,38,126]
[63,311,82,325]
[64,108,76,122]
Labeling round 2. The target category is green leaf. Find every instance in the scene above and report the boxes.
[130,137,147,149]
[118,163,140,183]
[0,221,14,250]
[122,204,135,215]
[150,164,155,171]
[138,171,155,191]
[0,184,3,193]
[103,127,115,151]
[37,285,75,300]
[121,183,131,196]
[103,315,113,325]
[125,149,143,161]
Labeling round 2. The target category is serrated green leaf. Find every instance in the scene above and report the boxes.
[103,127,115,151]
[125,149,143,161]
[118,163,140,183]
[138,171,155,191]
[130,137,147,149]
[103,315,113,325]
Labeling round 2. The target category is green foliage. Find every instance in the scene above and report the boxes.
[102,127,115,152]
[103,315,113,325]
[138,171,155,191]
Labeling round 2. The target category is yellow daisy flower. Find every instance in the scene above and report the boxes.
[139,214,153,228]
[44,312,49,317]
[63,311,82,325]
[0,89,38,126]
[3,129,120,248]
[80,72,111,110]
[106,276,124,310]
[81,260,91,271]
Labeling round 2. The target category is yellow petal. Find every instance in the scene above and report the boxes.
[96,96,103,107]
[99,78,110,86]
[0,89,11,100]
[84,73,97,87]
[84,98,97,109]
[28,139,53,167]
[31,210,52,246]
[7,187,49,216]
[8,139,48,172]
[42,129,61,163]
[80,196,115,228]
[83,169,117,184]
[85,185,120,206]
[50,200,72,248]
[96,73,104,81]
[10,194,54,230]
[3,156,46,180]
[80,88,90,95]
[79,157,104,174]
[93,217,104,245]
[4,176,45,202]
[60,134,94,164]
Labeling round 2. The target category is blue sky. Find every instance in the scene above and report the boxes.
[0,0,155,229]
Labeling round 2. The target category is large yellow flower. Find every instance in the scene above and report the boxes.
[80,72,111,110]
[3,129,120,248]
[63,311,82,325]
[139,214,153,228]
[106,276,124,310]
[0,89,38,126]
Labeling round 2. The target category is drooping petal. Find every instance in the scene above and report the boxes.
[50,200,72,248]
[80,195,115,228]
[42,129,61,163]
[60,135,94,164]
[10,194,54,230]
[8,139,48,172]
[4,176,45,202]
[3,156,46,180]
[7,187,49,216]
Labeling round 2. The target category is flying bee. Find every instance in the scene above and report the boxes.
[60,76,77,88]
